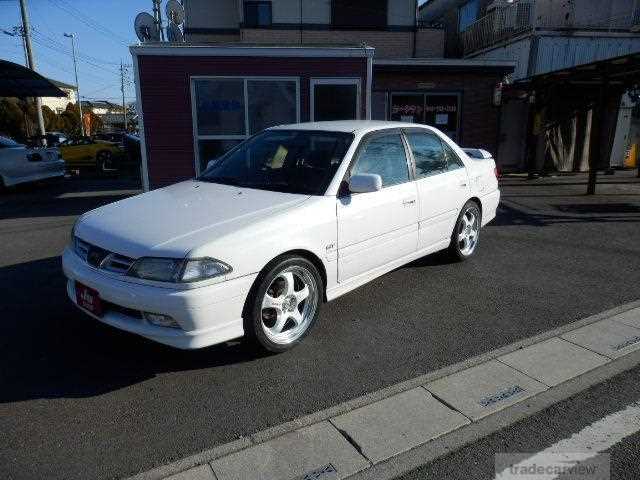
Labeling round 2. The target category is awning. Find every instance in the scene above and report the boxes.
[515,52,640,89]
[0,59,67,98]
[374,58,515,74]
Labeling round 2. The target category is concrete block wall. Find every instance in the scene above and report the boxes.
[415,28,445,58]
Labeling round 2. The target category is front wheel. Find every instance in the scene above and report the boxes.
[245,256,322,353]
[448,201,481,261]
[97,151,118,173]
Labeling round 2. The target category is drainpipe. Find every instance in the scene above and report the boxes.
[413,0,418,58]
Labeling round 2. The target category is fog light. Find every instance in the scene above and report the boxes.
[143,312,180,328]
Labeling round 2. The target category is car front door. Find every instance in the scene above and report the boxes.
[337,131,419,282]
[404,129,470,251]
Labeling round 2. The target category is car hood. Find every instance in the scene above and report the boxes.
[76,180,310,258]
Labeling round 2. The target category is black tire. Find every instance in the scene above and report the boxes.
[96,150,118,174]
[448,201,482,262]
[244,255,323,353]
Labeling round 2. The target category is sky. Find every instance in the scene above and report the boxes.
[0,0,149,104]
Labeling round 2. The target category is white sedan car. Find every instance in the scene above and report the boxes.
[63,121,499,352]
[0,136,65,188]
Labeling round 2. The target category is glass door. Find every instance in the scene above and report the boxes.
[390,92,460,142]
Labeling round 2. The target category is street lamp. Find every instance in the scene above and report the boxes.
[63,32,84,136]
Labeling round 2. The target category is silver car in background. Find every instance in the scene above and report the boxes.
[0,136,65,189]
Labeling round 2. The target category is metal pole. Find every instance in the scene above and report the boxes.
[65,33,84,136]
[154,0,165,41]
[19,0,46,142]
[587,81,607,195]
[120,61,128,132]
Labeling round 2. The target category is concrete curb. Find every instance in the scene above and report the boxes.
[126,299,640,480]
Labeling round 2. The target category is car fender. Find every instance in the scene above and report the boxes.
[188,195,339,293]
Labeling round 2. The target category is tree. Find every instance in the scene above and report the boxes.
[0,98,27,141]
[0,99,104,141]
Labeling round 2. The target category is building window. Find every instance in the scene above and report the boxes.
[247,80,297,134]
[333,0,387,29]
[310,78,361,122]
[458,0,480,32]
[244,1,272,27]
[191,77,299,173]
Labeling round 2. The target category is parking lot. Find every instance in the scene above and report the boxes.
[1,172,640,480]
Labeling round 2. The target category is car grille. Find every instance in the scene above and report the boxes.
[74,237,135,275]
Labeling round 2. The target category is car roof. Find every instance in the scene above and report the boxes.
[269,120,432,135]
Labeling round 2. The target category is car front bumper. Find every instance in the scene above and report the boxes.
[62,247,256,349]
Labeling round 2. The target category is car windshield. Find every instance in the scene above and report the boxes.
[198,130,354,195]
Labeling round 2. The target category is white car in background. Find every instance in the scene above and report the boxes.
[63,121,499,352]
[0,136,65,188]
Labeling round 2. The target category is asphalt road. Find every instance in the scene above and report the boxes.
[1,172,640,480]
[396,365,640,480]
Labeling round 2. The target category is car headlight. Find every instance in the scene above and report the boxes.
[128,257,232,283]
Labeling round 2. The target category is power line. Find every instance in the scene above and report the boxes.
[31,29,120,73]
[46,0,132,46]
[82,82,123,97]
[30,33,124,77]
[33,26,128,66]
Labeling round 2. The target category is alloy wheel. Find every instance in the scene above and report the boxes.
[260,265,319,345]
[458,208,479,256]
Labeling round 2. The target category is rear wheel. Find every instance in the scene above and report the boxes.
[245,255,322,353]
[448,201,481,261]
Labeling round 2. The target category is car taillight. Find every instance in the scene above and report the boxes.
[494,167,500,179]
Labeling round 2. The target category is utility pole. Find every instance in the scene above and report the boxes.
[18,0,46,142]
[64,33,84,136]
[120,61,128,132]
[153,0,165,41]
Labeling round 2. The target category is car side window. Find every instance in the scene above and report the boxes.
[442,140,465,171]
[405,131,447,179]
[351,133,410,187]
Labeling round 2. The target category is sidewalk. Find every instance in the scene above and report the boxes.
[129,301,640,480]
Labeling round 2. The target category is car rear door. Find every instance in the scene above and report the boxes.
[404,129,470,251]
[336,130,418,282]
[0,145,30,183]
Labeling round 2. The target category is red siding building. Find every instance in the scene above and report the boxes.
[132,44,513,190]
[132,45,373,190]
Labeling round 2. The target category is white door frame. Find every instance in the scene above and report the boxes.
[310,78,362,122]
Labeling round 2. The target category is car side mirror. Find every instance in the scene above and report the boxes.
[206,159,217,171]
[349,173,382,194]
[27,152,42,162]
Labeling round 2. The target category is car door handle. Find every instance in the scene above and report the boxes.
[459,182,467,187]
[402,199,416,206]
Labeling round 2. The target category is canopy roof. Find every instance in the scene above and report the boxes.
[516,52,640,89]
[0,59,66,98]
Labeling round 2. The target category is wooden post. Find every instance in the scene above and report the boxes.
[587,82,607,195]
